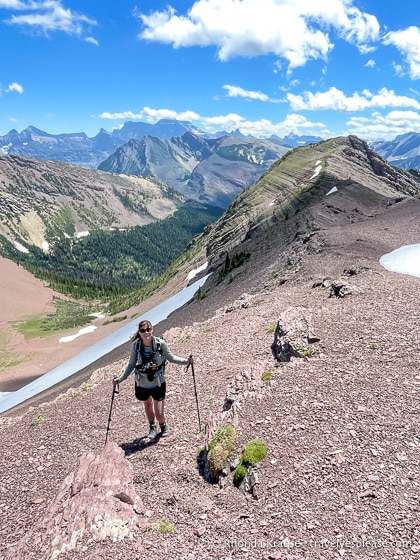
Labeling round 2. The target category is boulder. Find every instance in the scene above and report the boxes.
[12,442,147,559]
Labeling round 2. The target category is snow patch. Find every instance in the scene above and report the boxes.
[326,186,338,196]
[59,325,97,343]
[76,231,90,238]
[310,163,322,180]
[14,241,29,253]
[380,243,420,278]
[187,262,208,280]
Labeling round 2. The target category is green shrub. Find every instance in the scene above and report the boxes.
[207,425,237,476]
[153,519,177,533]
[242,438,267,466]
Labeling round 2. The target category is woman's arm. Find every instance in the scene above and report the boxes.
[117,341,138,382]
[160,339,189,366]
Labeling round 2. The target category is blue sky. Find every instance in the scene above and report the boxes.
[1,0,420,141]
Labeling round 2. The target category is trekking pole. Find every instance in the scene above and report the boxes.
[105,379,119,445]
[186,356,201,432]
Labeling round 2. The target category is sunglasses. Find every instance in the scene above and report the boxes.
[139,327,152,333]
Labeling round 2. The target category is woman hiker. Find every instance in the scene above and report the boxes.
[113,319,193,439]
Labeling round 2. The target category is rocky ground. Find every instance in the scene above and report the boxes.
[0,200,419,560]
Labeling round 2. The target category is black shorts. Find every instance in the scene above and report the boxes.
[135,381,166,402]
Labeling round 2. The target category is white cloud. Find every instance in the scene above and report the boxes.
[287,87,420,112]
[6,82,24,94]
[0,1,28,7]
[85,36,98,46]
[3,0,97,37]
[223,84,270,102]
[98,107,201,122]
[347,109,420,139]
[383,26,420,80]
[365,59,376,68]
[201,111,329,137]
[137,0,380,69]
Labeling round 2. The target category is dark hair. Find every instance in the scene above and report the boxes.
[132,319,153,341]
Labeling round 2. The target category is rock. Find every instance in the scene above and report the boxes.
[271,307,319,362]
[12,442,147,559]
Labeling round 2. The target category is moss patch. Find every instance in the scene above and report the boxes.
[207,425,237,477]
[233,438,268,487]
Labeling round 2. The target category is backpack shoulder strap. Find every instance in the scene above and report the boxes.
[135,338,144,365]
[154,337,167,366]
[154,337,164,355]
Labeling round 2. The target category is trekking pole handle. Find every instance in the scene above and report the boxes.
[112,376,120,393]
[186,354,194,372]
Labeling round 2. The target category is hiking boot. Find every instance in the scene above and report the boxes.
[160,424,170,437]
[147,424,158,439]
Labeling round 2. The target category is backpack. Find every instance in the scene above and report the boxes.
[134,337,167,388]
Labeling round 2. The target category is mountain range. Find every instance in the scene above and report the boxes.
[0,119,319,170]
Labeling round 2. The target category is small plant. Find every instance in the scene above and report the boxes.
[71,382,92,398]
[30,413,46,426]
[266,326,276,334]
[233,463,247,486]
[261,371,272,382]
[293,343,315,358]
[369,342,378,349]
[154,519,177,534]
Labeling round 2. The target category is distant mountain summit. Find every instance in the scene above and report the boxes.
[98,132,289,208]
[0,126,125,169]
[271,132,323,147]
[370,131,420,170]
[113,119,204,141]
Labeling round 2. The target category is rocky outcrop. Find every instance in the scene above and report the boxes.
[9,443,147,560]
[271,306,319,362]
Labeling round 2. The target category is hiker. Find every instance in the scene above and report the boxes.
[113,319,193,439]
